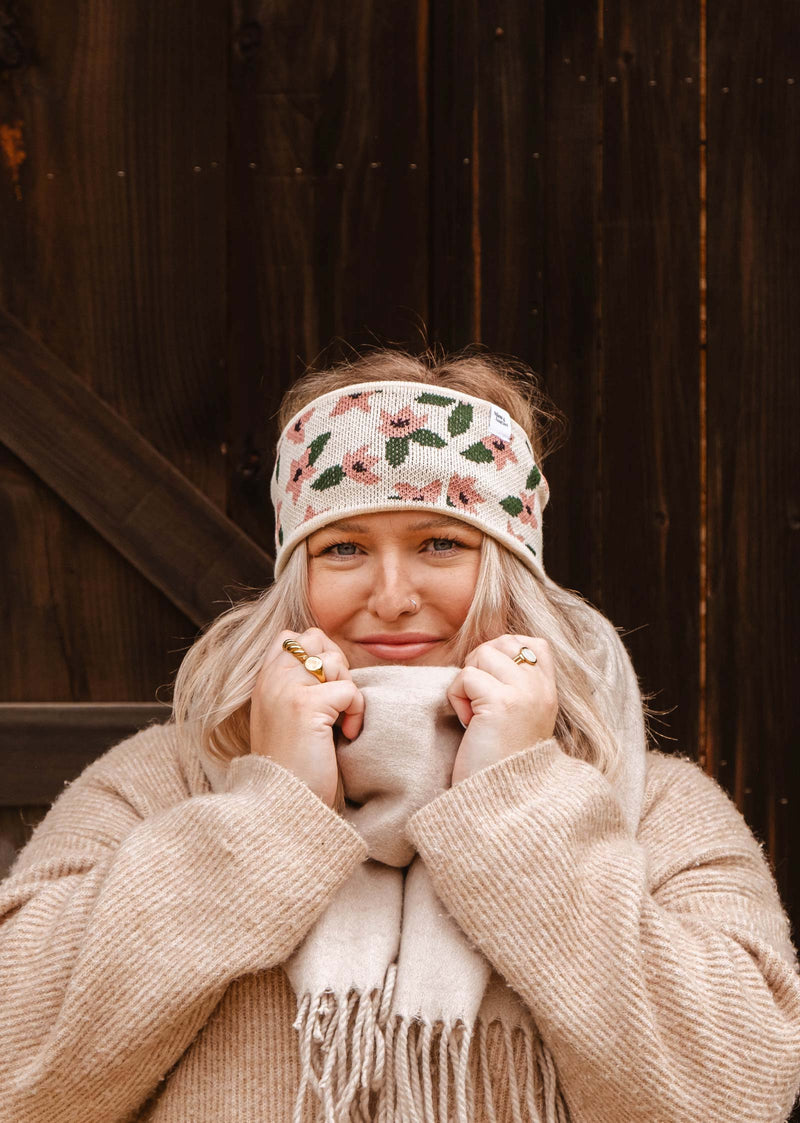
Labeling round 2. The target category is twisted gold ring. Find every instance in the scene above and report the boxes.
[282,638,327,683]
[512,646,538,667]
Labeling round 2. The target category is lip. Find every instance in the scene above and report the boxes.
[355,633,442,662]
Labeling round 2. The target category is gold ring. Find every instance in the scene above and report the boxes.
[512,646,538,666]
[282,638,327,683]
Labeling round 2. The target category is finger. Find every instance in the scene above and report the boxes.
[488,635,557,686]
[508,636,557,688]
[448,665,505,717]
[301,680,364,726]
[446,671,474,727]
[467,642,525,687]
[339,687,365,740]
[274,634,351,683]
[297,627,350,667]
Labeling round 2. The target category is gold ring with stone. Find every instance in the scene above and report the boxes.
[282,638,327,683]
[512,646,538,666]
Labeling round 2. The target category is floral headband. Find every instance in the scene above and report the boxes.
[270,380,550,578]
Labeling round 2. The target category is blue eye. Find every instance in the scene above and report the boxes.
[431,539,456,551]
[324,541,358,556]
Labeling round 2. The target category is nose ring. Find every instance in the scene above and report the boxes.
[409,598,418,612]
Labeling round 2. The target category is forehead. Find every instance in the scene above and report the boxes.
[307,511,482,538]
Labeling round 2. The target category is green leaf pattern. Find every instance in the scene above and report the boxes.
[308,431,332,466]
[279,391,545,565]
[447,403,473,436]
[311,465,346,491]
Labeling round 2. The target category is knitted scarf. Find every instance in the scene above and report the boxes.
[282,616,648,1123]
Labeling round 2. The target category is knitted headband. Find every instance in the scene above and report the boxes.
[271,380,550,578]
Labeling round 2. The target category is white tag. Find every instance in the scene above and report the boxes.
[488,405,512,442]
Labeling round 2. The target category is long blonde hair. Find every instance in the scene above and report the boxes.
[172,346,653,781]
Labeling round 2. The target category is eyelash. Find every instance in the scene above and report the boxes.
[318,537,469,559]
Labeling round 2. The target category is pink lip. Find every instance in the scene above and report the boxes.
[355,634,442,661]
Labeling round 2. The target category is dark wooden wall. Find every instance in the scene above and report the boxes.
[0,2,798,1106]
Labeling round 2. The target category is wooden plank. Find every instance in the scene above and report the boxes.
[226,0,430,547]
[429,0,545,360]
[0,307,273,627]
[0,443,198,703]
[0,807,48,881]
[0,0,233,699]
[706,0,800,927]
[599,0,702,761]
[0,704,168,805]
[541,0,602,597]
[0,0,229,504]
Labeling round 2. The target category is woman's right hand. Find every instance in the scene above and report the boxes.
[249,628,364,808]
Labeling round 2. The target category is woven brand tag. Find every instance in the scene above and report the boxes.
[488,405,512,442]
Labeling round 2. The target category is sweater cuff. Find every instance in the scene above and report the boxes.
[408,737,561,838]
[224,753,369,868]
[407,736,629,861]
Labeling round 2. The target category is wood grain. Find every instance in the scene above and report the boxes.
[599,0,702,760]
[429,0,545,362]
[0,703,168,804]
[0,0,231,694]
[706,0,800,922]
[0,443,197,702]
[0,807,48,882]
[226,0,430,549]
[541,0,602,598]
[0,308,273,627]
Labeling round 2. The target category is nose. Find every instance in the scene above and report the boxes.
[367,556,416,621]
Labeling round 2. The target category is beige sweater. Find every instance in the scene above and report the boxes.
[1,721,799,1123]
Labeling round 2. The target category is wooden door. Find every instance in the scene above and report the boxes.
[1,10,798,1117]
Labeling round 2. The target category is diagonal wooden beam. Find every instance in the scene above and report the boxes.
[0,307,273,626]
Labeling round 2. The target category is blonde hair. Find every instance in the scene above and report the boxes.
[172,346,652,782]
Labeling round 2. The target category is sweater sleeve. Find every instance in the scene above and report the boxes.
[0,726,367,1123]
[407,739,800,1123]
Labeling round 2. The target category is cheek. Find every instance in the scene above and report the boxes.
[307,570,361,632]
[431,567,479,627]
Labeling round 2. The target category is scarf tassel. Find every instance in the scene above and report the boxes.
[292,987,568,1123]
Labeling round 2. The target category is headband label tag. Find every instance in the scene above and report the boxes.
[488,405,512,442]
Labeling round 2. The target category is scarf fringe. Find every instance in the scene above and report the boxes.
[292,985,568,1123]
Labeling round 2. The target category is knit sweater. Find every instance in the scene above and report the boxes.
[1,721,799,1122]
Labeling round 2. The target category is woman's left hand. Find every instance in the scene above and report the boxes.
[447,636,559,786]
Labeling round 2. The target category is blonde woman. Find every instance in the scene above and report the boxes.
[1,349,799,1123]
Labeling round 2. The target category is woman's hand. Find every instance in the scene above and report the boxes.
[447,636,558,786]
[249,627,365,808]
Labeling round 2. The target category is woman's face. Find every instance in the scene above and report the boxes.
[306,511,483,667]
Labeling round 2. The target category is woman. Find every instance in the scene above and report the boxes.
[1,348,799,1123]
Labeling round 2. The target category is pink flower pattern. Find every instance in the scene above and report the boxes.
[395,481,443,502]
[287,408,315,444]
[286,449,316,503]
[506,518,525,544]
[330,391,377,417]
[378,406,428,438]
[447,474,485,513]
[303,504,329,522]
[481,435,518,470]
[517,490,539,528]
[342,445,381,484]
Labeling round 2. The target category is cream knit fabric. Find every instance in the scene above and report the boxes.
[271,381,550,579]
[283,642,647,1123]
[1,714,800,1120]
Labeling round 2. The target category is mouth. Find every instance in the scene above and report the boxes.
[354,633,443,661]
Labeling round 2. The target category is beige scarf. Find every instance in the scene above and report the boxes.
[284,619,648,1123]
